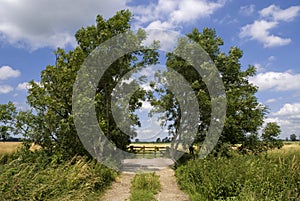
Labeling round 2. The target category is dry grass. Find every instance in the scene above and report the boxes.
[269,142,300,155]
[0,142,41,155]
[0,142,22,154]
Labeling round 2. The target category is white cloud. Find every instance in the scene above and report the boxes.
[253,63,264,73]
[239,5,300,48]
[265,117,292,127]
[239,20,291,47]
[16,82,30,91]
[266,98,276,103]
[249,71,300,91]
[132,0,226,29]
[274,103,300,118]
[239,4,255,16]
[170,0,225,23]
[0,65,21,80]
[266,103,300,138]
[259,5,300,22]
[143,29,181,52]
[268,56,276,62]
[140,101,153,111]
[0,0,226,50]
[0,85,13,94]
[0,0,128,50]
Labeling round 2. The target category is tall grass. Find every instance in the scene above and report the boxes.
[0,149,117,201]
[130,172,161,201]
[176,150,299,200]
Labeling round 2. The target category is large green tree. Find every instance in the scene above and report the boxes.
[150,28,266,152]
[26,10,158,157]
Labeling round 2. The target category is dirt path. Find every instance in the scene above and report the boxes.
[100,173,134,201]
[100,158,189,201]
[155,168,189,201]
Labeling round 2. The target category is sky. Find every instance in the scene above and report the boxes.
[0,0,299,140]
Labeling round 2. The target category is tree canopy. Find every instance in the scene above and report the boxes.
[0,10,277,158]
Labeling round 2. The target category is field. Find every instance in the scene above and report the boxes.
[0,142,22,154]
[1,141,299,200]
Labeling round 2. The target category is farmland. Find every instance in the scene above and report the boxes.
[1,141,299,200]
[0,142,22,155]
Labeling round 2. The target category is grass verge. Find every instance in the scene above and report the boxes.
[130,172,161,201]
[176,150,299,200]
[0,149,117,201]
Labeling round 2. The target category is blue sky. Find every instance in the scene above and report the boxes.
[0,0,299,140]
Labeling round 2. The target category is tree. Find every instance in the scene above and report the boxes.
[262,122,283,149]
[290,134,297,141]
[0,102,17,141]
[149,28,266,154]
[26,10,158,158]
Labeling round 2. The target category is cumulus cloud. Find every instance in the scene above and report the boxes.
[266,98,276,103]
[0,0,128,50]
[266,103,300,138]
[132,0,226,29]
[239,4,255,16]
[0,65,21,80]
[259,5,300,22]
[249,71,300,91]
[0,85,13,94]
[240,20,291,47]
[274,103,300,118]
[239,5,300,48]
[16,82,30,91]
[0,0,226,50]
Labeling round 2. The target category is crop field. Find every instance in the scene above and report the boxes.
[0,142,22,155]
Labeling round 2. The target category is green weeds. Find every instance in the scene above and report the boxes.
[130,172,161,201]
[176,152,299,200]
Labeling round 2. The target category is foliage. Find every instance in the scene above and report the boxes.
[149,28,267,153]
[0,102,34,143]
[0,149,117,201]
[130,172,161,201]
[24,10,158,157]
[176,152,300,200]
[262,122,283,150]
[290,134,297,141]
[0,102,17,140]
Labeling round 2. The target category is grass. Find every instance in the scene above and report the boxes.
[0,149,117,201]
[175,145,300,200]
[130,172,161,201]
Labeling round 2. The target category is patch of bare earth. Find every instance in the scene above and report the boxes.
[155,168,189,201]
[100,173,134,201]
